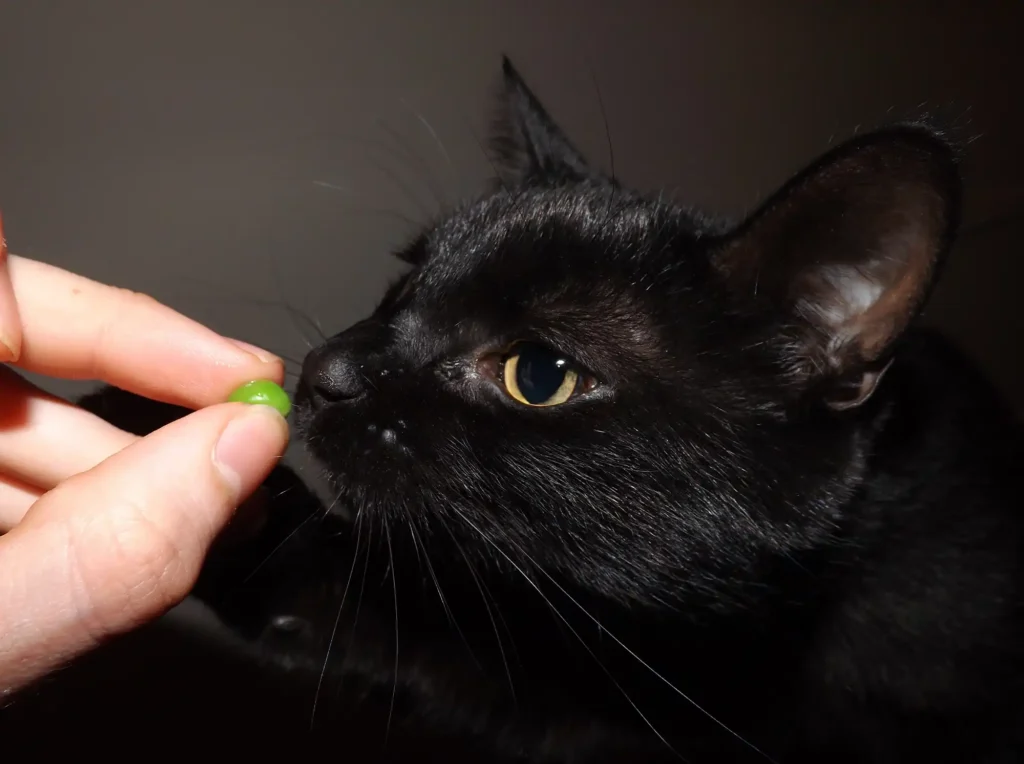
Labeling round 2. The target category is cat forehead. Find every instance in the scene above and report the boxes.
[415,184,705,294]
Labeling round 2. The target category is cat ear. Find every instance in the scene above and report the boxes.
[715,125,961,410]
[490,56,592,185]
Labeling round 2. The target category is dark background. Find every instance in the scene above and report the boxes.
[2,2,1022,410]
[1,0,1022,734]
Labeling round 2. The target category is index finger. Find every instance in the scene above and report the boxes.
[6,254,284,409]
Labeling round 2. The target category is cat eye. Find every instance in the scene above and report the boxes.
[498,342,595,407]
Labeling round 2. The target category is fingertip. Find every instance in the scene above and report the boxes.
[213,403,290,502]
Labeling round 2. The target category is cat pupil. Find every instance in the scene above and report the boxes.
[516,345,569,404]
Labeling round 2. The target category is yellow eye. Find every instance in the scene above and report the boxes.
[502,343,584,407]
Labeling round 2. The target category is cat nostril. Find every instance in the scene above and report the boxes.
[301,345,365,407]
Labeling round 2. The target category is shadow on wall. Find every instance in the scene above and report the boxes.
[927,214,1022,417]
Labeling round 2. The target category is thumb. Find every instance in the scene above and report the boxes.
[0,402,288,694]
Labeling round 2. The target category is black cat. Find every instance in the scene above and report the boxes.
[34,59,1024,761]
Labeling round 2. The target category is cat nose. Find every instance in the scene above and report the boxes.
[301,343,366,407]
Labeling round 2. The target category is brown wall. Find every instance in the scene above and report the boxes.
[2,2,1022,410]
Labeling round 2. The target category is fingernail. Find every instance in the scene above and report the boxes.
[0,211,21,363]
[0,328,16,362]
[0,336,15,363]
[214,405,289,501]
[228,338,281,365]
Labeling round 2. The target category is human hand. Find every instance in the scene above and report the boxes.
[0,214,290,695]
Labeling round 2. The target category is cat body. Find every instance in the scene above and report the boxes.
[71,60,1024,762]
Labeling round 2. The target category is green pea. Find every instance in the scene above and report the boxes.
[228,380,292,418]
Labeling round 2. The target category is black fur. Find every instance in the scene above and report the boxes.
[17,59,1024,762]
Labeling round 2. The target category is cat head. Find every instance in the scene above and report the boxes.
[293,58,961,608]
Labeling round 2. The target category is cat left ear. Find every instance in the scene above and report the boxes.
[715,125,961,410]
[490,57,593,185]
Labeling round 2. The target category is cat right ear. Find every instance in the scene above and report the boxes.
[490,57,592,185]
[714,124,961,410]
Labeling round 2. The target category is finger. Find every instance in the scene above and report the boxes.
[0,401,288,694]
[6,254,285,409]
[0,473,40,530]
[0,212,23,362]
[0,367,138,506]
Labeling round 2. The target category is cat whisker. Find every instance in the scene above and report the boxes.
[311,508,366,729]
[168,274,322,355]
[263,248,327,348]
[409,518,482,671]
[441,429,521,693]
[359,370,379,392]
[443,522,518,704]
[344,512,375,661]
[282,298,328,347]
[241,504,324,584]
[498,535,777,764]
[312,179,350,192]
[269,484,297,501]
[383,522,401,744]
[449,506,685,762]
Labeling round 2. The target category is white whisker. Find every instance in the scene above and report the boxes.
[311,510,365,728]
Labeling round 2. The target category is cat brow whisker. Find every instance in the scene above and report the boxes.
[367,153,436,224]
[377,116,449,212]
[588,67,616,183]
[334,127,445,211]
[311,178,427,231]
[402,100,454,171]
[449,507,685,762]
